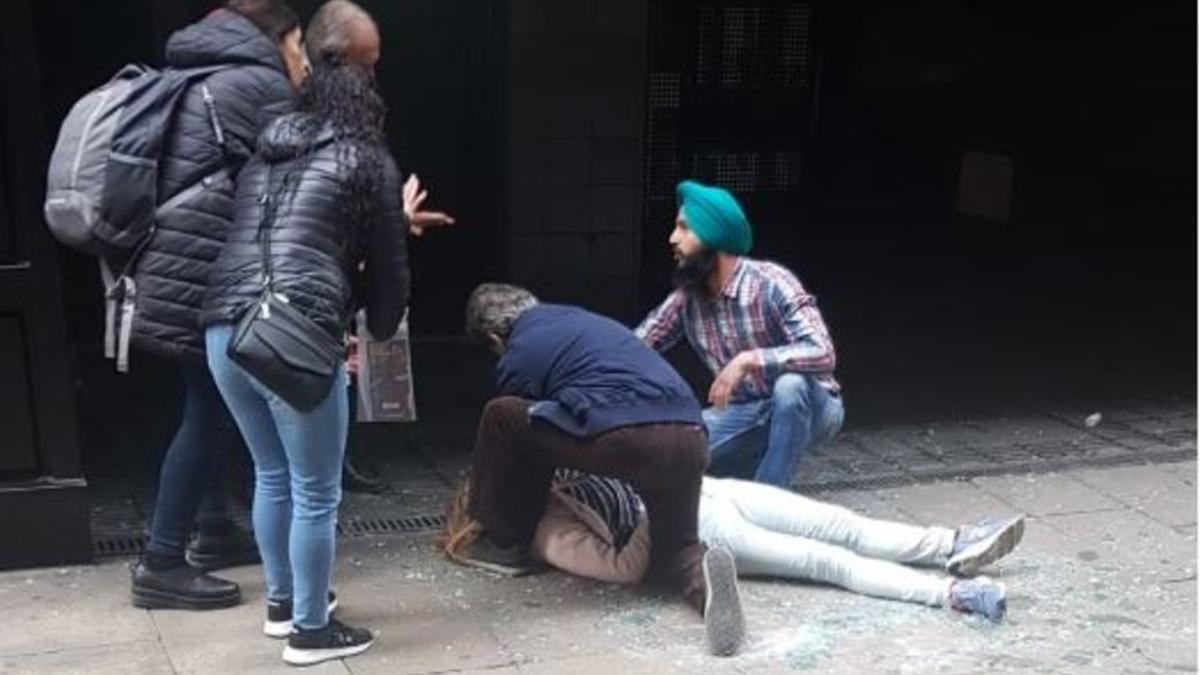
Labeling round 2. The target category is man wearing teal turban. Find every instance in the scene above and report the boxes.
[635,180,844,487]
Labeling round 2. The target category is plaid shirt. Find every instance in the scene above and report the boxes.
[635,258,840,402]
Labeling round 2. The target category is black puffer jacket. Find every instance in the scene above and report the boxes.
[200,113,410,343]
[129,9,296,362]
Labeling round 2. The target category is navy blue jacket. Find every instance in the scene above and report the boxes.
[496,304,702,437]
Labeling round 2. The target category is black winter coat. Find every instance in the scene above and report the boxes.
[200,113,410,344]
[129,9,296,362]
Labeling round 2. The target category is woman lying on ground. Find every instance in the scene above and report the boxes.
[443,472,1024,622]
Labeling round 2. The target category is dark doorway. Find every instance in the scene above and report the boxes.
[0,0,91,570]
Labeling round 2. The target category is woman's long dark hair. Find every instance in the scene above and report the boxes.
[273,62,387,255]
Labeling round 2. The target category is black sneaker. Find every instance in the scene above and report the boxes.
[282,618,374,666]
[130,560,241,610]
[342,456,388,494]
[185,522,261,572]
[456,534,534,577]
[702,548,745,657]
[264,592,341,638]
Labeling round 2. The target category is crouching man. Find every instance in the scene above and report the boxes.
[454,283,746,656]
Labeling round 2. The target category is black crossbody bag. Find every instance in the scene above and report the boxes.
[227,166,344,411]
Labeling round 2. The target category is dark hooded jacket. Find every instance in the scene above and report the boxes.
[200,112,410,343]
[128,8,296,362]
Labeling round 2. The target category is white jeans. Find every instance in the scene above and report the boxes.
[698,477,956,607]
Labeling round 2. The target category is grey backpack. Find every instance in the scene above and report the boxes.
[44,63,231,254]
[45,63,232,371]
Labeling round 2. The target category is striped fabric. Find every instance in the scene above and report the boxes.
[636,257,840,402]
[553,469,643,551]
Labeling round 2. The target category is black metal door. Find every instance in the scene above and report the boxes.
[0,0,92,569]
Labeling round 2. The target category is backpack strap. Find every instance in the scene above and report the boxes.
[100,257,136,373]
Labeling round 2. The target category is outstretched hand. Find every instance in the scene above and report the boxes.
[403,174,456,237]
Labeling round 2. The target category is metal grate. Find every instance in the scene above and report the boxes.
[643,0,816,257]
[686,150,803,193]
[94,535,147,558]
[337,514,445,536]
[94,513,447,559]
[695,2,811,90]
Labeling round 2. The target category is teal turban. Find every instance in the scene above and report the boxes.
[676,180,753,255]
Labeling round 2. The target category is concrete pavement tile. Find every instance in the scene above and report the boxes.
[516,653,706,674]
[487,581,651,661]
[0,640,172,675]
[971,473,1124,516]
[340,609,513,675]
[1150,460,1197,488]
[1039,509,1195,584]
[821,488,920,522]
[149,595,351,674]
[872,480,1016,528]
[1069,464,1198,527]
[0,560,158,655]
[298,538,513,675]
[1129,637,1199,673]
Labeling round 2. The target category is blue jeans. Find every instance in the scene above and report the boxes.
[205,324,348,630]
[146,361,239,558]
[704,373,844,487]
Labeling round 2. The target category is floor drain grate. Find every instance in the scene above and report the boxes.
[338,514,446,536]
[93,515,446,559]
[94,535,147,558]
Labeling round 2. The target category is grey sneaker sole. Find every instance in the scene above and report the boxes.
[946,516,1025,577]
[703,548,745,657]
[282,638,373,667]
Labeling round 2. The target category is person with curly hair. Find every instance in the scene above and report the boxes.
[199,0,432,665]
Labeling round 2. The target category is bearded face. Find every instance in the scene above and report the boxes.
[669,208,716,295]
[672,246,718,295]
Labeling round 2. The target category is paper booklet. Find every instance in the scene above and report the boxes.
[355,309,417,423]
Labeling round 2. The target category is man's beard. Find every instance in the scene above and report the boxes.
[672,247,718,295]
